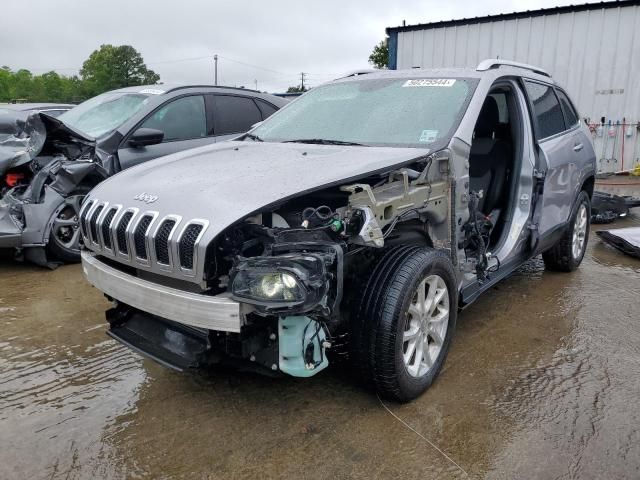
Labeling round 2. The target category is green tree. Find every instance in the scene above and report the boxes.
[368,39,389,69]
[286,85,308,93]
[0,66,12,101]
[11,69,34,100]
[80,44,160,97]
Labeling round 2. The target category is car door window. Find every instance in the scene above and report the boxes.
[556,90,579,129]
[524,81,566,140]
[214,95,262,135]
[255,99,278,120]
[139,95,206,142]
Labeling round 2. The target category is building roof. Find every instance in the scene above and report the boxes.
[386,0,640,34]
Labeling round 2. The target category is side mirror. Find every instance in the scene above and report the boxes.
[128,128,164,147]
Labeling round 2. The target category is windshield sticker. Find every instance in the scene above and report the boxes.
[419,130,438,143]
[139,88,165,95]
[403,79,456,87]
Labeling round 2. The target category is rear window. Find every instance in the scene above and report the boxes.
[524,81,566,140]
[255,100,278,120]
[556,90,579,128]
[214,95,262,135]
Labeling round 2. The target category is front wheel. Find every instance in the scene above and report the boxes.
[352,246,458,402]
[543,190,591,272]
[46,187,91,263]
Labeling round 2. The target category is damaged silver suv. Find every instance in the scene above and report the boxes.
[81,60,596,401]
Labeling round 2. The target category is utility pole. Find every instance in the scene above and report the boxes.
[300,72,306,91]
[214,54,218,86]
[254,79,258,90]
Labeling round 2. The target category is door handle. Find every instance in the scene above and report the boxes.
[573,143,584,152]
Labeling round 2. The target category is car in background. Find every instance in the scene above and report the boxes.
[0,102,74,117]
[0,85,288,266]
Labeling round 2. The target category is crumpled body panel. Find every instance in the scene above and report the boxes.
[0,111,47,174]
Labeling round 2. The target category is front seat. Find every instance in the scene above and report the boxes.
[469,96,511,215]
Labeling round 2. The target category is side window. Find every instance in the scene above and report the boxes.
[139,95,207,142]
[556,90,579,128]
[255,99,278,120]
[524,81,566,140]
[214,95,262,135]
[489,92,509,123]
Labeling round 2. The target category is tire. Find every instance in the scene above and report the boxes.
[46,186,92,263]
[542,190,591,272]
[351,246,458,402]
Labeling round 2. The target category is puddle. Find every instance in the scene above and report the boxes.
[1,214,639,478]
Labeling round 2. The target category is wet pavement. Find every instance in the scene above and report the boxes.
[1,213,639,479]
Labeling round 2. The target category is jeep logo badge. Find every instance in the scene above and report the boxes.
[133,192,159,204]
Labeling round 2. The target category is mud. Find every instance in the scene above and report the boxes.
[1,213,640,479]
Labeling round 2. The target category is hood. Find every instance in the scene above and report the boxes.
[88,140,430,242]
[0,111,95,175]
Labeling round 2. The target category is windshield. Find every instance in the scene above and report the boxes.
[58,92,151,138]
[251,77,475,148]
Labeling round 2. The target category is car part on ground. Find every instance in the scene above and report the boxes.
[591,190,640,223]
[597,227,640,259]
[0,85,287,266]
[80,61,596,401]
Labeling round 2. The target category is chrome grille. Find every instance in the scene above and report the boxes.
[80,200,94,238]
[117,212,134,254]
[179,224,203,269]
[134,215,153,260]
[89,205,104,243]
[81,196,208,281]
[154,220,176,265]
[101,209,117,249]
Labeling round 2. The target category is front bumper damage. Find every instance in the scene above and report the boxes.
[82,251,330,376]
[1,111,108,264]
[0,194,22,248]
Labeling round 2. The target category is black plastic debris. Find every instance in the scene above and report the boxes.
[591,191,640,224]
[597,227,640,259]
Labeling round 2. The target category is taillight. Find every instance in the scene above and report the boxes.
[5,173,25,187]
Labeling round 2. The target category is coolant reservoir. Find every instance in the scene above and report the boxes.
[278,316,329,377]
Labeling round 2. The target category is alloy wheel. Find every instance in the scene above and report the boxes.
[50,194,85,253]
[402,274,450,378]
[572,203,588,259]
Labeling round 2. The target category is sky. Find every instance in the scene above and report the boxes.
[2,0,604,93]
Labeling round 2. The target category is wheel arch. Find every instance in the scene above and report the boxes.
[581,175,595,199]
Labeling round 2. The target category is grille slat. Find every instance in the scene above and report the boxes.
[117,212,134,254]
[134,215,153,260]
[84,198,207,277]
[179,224,203,270]
[154,220,176,265]
[89,205,104,243]
[101,209,117,249]
[80,201,94,238]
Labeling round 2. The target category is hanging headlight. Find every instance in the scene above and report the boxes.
[230,253,332,313]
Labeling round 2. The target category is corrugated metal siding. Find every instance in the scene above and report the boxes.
[395,4,640,172]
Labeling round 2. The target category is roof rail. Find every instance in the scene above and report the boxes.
[164,84,262,94]
[336,69,377,80]
[476,59,550,78]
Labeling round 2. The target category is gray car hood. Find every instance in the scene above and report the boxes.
[88,140,430,242]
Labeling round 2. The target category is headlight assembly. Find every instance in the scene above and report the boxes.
[230,253,332,313]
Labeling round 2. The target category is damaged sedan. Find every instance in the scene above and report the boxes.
[0,85,287,266]
[80,60,596,401]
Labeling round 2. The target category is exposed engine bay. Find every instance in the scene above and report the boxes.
[101,150,452,377]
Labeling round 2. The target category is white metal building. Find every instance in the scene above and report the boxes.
[387,1,640,173]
